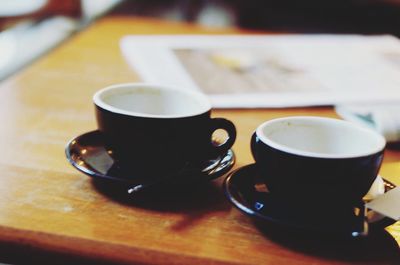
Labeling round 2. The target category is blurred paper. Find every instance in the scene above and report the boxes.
[120,35,400,108]
[366,187,400,221]
[336,104,400,143]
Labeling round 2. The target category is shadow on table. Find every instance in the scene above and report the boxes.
[254,220,400,264]
[91,178,229,230]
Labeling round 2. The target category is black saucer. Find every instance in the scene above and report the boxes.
[66,130,235,192]
[223,164,396,237]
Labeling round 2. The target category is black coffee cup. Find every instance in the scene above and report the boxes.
[251,116,386,209]
[93,83,236,177]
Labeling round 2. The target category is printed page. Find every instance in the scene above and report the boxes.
[120,35,400,108]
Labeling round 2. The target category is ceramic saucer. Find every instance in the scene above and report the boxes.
[66,130,235,192]
[223,164,396,237]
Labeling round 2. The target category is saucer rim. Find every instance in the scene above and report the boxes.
[223,163,396,235]
[65,130,235,184]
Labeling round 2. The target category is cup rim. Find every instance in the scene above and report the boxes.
[256,116,386,159]
[93,83,211,119]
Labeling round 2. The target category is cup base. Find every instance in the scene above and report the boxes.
[223,164,396,237]
[65,130,235,186]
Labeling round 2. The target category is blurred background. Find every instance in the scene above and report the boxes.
[1,0,400,81]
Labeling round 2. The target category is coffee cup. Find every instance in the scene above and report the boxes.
[93,83,236,177]
[251,116,386,209]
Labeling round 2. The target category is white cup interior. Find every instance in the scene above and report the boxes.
[93,83,211,118]
[256,116,386,158]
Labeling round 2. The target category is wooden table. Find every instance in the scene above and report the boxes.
[0,16,398,265]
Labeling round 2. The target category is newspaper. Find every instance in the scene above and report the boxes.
[120,34,400,108]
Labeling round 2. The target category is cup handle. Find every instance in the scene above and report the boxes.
[209,118,236,157]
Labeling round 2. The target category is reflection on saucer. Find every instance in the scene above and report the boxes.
[66,130,235,188]
[223,164,396,237]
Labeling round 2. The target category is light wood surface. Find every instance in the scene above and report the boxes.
[0,16,398,264]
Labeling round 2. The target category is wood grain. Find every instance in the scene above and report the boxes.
[0,16,398,264]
